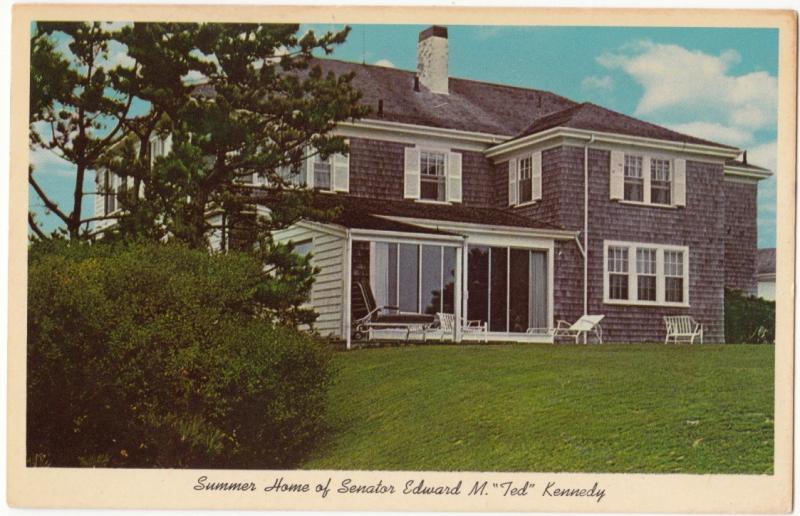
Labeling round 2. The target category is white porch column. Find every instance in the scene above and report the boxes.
[343,230,353,350]
[454,243,464,342]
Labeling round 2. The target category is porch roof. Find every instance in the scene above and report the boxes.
[306,193,565,233]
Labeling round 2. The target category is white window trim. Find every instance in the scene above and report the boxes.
[510,152,542,208]
[619,152,679,208]
[603,240,690,307]
[416,145,452,205]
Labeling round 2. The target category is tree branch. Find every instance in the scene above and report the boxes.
[28,213,47,240]
[29,171,70,224]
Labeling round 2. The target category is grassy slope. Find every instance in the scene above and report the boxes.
[303,344,773,474]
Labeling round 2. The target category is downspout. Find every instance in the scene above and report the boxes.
[583,134,595,319]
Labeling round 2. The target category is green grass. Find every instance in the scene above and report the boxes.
[303,344,774,474]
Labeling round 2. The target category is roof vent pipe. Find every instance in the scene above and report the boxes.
[413,76,420,92]
[743,150,748,164]
[378,99,384,115]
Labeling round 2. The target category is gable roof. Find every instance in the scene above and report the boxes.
[513,102,736,149]
[757,248,776,275]
[310,58,578,137]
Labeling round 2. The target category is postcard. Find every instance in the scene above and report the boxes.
[8,4,796,512]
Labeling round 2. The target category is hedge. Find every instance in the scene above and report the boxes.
[27,240,334,468]
[724,288,775,344]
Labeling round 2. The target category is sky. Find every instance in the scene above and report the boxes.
[30,23,779,247]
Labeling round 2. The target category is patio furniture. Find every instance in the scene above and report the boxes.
[664,316,704,344]
[433,313,489,343]
[544,314,605,344]
[351,282,435,341]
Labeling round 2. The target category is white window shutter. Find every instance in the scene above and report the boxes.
[532,150,543,201]
[674,159,686,207]
[95,170,105,218]
[163,133,173,156]
[447,151,462,203]
[404,147,420,199]
[333,152,350,192]
[609,150,624,200]
[305,149,315,189]
[508,159,518,206]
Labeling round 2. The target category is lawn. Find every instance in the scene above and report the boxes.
[302,344,774,474]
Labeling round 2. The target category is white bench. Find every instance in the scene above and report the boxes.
[664,316,704,344]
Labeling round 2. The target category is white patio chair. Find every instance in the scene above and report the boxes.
[664,316,704,344]
[547,314,605,344]
[433,313,488,343]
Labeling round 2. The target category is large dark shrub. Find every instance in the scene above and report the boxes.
[27,241,333,468]
[724,288,775,344]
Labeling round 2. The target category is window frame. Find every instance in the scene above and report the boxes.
[623,154,644,202]
[312,153,334,192]
[418,149,448,202]
[619,153,677,208]
[603,240,689,307]
[517,155,533,204]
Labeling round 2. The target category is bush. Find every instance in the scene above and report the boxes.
[27,240,334,468]
[724,288,775,344]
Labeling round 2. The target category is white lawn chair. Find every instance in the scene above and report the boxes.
[664,316,704,344]
[548,314,605,344]
[433,313,488,343]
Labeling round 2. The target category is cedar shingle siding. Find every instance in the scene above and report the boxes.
[341,136,757,343]
[724,181,758,294]
[502,146,731,343]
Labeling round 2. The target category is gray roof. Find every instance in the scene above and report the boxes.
[513,102,736,149]
[310,58,578,136]
[757,248,776,275]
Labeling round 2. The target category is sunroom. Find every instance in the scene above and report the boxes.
[270,195,576,348]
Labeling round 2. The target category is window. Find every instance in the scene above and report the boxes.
[624,155,644,202]
[313,155,332,191]
[664,250,685,303]
[420,151,446,201]
[372,243,456,315]
[103,171,126,215]
[605,241,689,305]
[292,239,313,258]
[636,248,657,301]
[518,156,533,204]
[608,247,629,300]
[651,158,671,205]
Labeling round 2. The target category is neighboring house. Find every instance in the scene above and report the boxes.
[95,26,772,347]
[757,248,776,301]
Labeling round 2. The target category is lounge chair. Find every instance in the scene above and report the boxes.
[351,282,435,341]
[543,314,605,344]
[433,313,489,343]
[664,316,704,344]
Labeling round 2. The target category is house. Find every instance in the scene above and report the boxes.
[95,26,772,347]
[757,248,776,301]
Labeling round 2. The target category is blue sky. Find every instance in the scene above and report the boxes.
[31,23,779,247]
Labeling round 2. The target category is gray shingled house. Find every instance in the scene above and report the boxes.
[96,26,772,348]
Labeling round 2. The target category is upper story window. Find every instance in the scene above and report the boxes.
[313,154,333,191]
[420,151,446,201]
[508,150,542,207]
[650,158,672,205]
[518,156,533,204]
[610,151,686,208]
[404,147,462,203]
[604,240,689,306]
[101,170,127,215]
[267,148,350,192]
[623,155,644,202]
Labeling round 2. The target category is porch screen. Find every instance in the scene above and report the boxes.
[467,246,548,333]
[372,242,456,315]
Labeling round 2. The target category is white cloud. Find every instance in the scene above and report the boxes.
[748,141,777,174]
[581,75,613,91]
[100,40,136,70]
[374,59,396,68]
[598,40,777,145]
[29,148,75,178]
[100,21,132,33]
[666,122,752,147]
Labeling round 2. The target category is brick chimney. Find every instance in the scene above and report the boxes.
[417,26,449,95]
